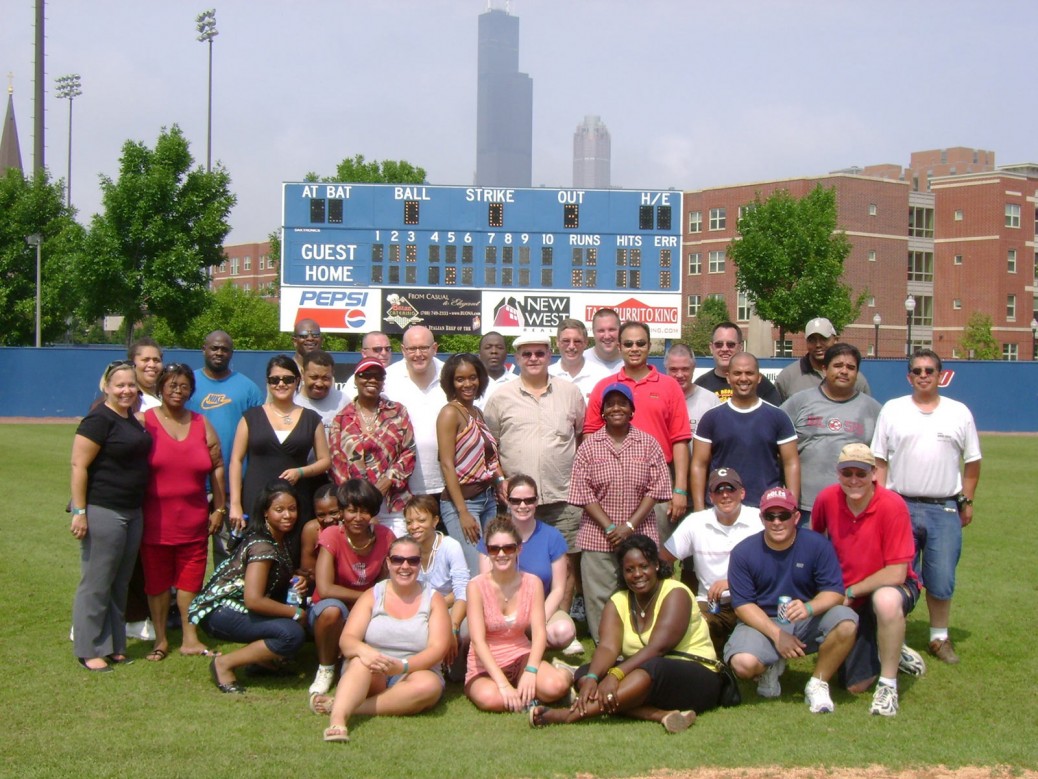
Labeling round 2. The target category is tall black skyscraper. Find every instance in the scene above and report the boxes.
[475,6,532,187]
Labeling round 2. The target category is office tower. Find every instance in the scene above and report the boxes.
[475,6,532,187]
[573,115,610,189]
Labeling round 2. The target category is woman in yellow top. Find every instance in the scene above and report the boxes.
[530,535,721,733]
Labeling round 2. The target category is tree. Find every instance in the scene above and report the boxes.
[958,311,1000,360]
[682,296,731,357]
[728,185,865,345]
[76,125,236,346]
[154,283,291,350]
[0,168,85,345]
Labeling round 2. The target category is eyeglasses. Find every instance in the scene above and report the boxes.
[103,359,134,381]
[403,345,433,354]
[910,367,937,376]
[486,543,519,556]
[507,496,537,506]
[367,346,391,353]
[519,350,547,359]
[621,340,648,348]
[838,468,870,479]
[267,375,297,386]
[294,330,320,339]
[711,484,738,494]
[763,512,794,522]
[388,555,422,566]
[165,383,193,395]
[712,340,739,349]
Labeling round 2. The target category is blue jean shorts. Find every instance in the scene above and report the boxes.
[905,498,962,600]
[307,597,349,631]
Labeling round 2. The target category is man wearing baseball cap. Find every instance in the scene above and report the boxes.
[775,317,871,402]
[725,486,858,713]
[811,443,924,717]
[661,466,761,656]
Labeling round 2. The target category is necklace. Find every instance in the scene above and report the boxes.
[346,529,375,553]
[356,403,379,433]
[161,407,189,425]
[268,403,294,426]
[634,582,661,619]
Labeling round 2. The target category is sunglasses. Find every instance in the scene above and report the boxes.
[910,367,937,376]
[103,359,135,381]
[838,468,870,479]
[507,496,537,506]
[267,375,297,386]
[367,346,391,353]
[711,484,738,494]
[622,340,648,348]
[294,330,320,339]
[388,555,421,566]
[486,543,519,556]
[520,350,547,359]
[763,512,794,522]
[712,340,739,349]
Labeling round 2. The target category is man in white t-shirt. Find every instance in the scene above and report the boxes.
[582,308,623,373]
[384,325,446,497]
[871,348,981,665]
[661,466,760,656]
[549,318,609,402]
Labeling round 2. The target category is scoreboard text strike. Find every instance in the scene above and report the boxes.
[280,183,683,337]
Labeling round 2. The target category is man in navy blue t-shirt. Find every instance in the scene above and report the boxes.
[724,487,857,714]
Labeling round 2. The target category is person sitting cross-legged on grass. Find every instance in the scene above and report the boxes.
[464,517,572,712]
[321,535,451,743]
[530,535,721,733]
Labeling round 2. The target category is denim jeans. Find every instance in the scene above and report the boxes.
[202,606,305,658]
[440,486,497,575]
[906,498,962,600]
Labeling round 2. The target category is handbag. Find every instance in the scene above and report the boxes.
[626,591,742,707]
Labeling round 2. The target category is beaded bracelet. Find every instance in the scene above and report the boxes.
[673,487,689,497]
[584,672,600,682]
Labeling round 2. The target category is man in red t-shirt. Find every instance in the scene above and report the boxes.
[811,443,925,718]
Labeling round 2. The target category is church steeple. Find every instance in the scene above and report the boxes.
[1,77,24,176]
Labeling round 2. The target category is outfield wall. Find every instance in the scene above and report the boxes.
[0,346,1034,432]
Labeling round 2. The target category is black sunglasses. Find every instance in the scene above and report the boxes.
[486,543,519,556]
[910,367,936,376]
[507,496,537,506]
[267,375,297,386]
[388,555,421,566]
[763,512,794,522]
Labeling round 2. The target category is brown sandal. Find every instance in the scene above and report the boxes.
[146,647,168,662]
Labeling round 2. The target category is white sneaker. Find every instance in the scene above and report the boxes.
[561,637,585,657]
[309,665,336,695]
[870,683,899,717]
[898,644,927,676]
[756,658,785,698]
[125,619,156,641]
[804,676,834,713]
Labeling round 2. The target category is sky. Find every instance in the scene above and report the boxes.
[3,0,1037,243]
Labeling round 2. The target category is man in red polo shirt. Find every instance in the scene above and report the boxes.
[584,320,690,535]
[811,443,925,717]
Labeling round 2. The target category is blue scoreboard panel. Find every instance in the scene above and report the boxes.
[280,183,683,336]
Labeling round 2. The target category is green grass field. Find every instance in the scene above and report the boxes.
[2,426,1035,778]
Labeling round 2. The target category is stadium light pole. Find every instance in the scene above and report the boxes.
[54,74,82,208]
[872,312,881,358]
[904,295,916,358]
[26,234,42,347]
[196,9,218,172]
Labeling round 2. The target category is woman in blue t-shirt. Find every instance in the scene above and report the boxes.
[478,475,578,653]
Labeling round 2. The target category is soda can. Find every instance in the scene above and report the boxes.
[287,575,303,606]
[777,595,792,624]
[708,599,720,614]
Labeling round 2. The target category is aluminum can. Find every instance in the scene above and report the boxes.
[707,599,720,614]
[777,595,792,624]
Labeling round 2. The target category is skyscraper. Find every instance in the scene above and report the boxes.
[475,6,532,187]
[573,115,610,188]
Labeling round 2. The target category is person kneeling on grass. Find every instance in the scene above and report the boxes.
[465,517,573,712]
[530,535,721,733]
[188,480,308,694]
[724,487,859,714]
[321,535,451,743]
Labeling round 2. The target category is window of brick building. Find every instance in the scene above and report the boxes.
[709,208,726,231]
[1005,203,1021,228]
[954,210,963,221]
[1008,249,1017,273]
[688,211,702,233]
[868,203,877,216]
[908,206,934,238]
[708,250,726,273]
[910,296,933,327]
[908,251,934,282]
[1007,294,1016,321]
[1002,343,1019,361]
[737,291,753,322]
[687,295,701,317]
[687,252,701,275]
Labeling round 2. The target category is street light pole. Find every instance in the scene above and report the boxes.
[196,10,218,173]
[26,234,42,347]
[872,313,882,358]
[1031,317,1037,361]
[54,74,82,208]
[904,295,916,358]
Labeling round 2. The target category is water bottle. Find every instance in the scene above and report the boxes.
[287,575,303,607]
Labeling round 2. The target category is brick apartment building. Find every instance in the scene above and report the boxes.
[683,147,1038,361]
[210,241,277,296]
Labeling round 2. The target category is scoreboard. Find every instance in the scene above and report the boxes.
[280,183,683,337]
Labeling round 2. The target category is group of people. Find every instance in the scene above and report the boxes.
[68,310,981,741]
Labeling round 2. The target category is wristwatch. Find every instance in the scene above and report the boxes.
[955,494,973,509]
